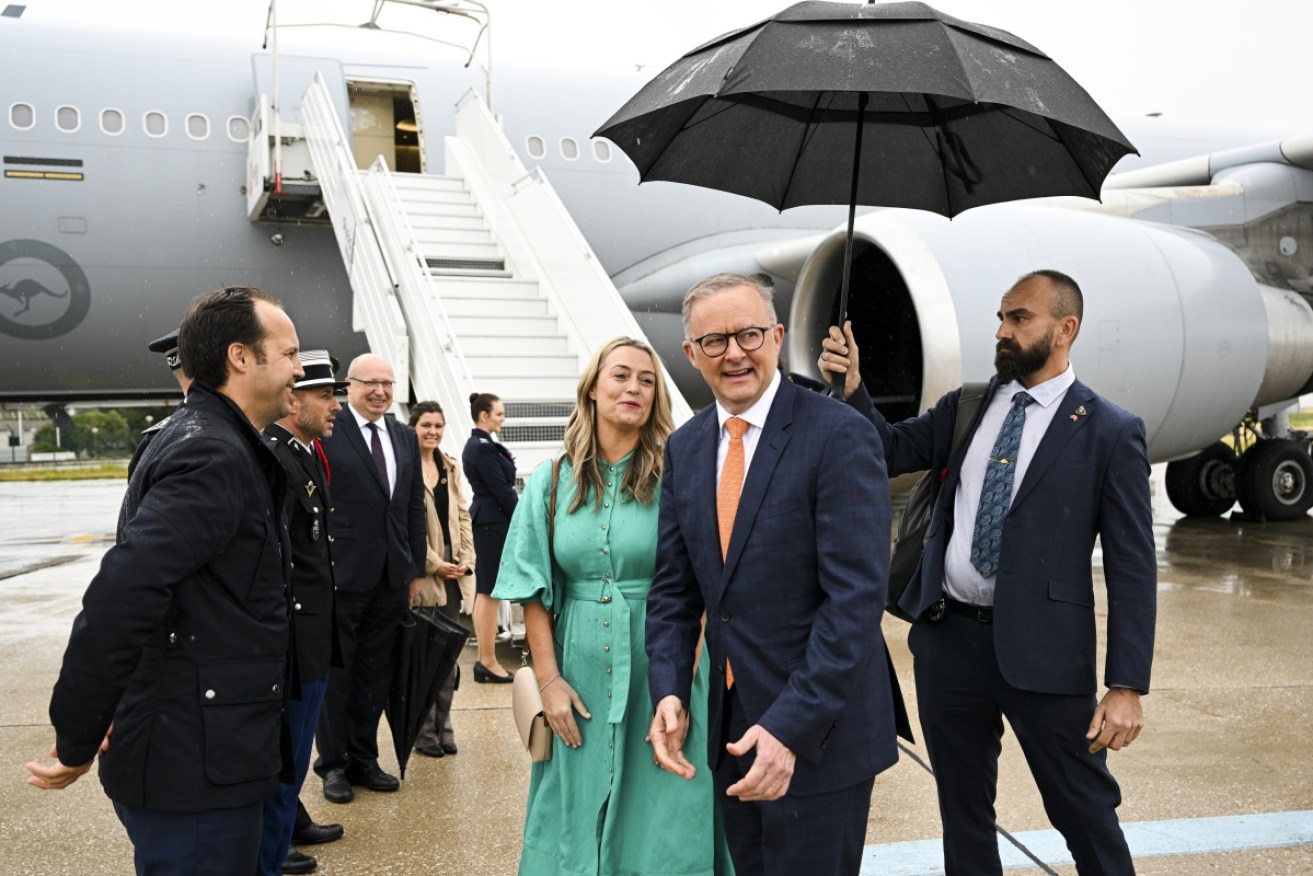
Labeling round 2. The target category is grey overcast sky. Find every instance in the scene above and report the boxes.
[18,0,1312,127]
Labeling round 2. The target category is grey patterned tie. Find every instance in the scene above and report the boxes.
[969,391,1035,577]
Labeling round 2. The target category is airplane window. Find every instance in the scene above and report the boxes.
[228,115,250,142]
[56,105,80,133]
[100,108,125,135]
[186,113,210,140]
[526,135,545,160]
[9,102,34,130]
[143,111,167,138]
[560,137,579,161]
[592,139,612,162]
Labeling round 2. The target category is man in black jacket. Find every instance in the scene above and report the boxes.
[27,286,303,875]
[259,350,349,876]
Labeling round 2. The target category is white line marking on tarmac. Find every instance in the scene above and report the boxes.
[861,810,1313,875]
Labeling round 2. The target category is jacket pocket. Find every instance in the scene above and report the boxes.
[198,658,284,785]
[1048,577,1094,607]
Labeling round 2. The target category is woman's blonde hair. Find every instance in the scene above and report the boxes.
[563,337,674,513]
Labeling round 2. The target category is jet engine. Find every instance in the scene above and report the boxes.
[782,203,1313,518]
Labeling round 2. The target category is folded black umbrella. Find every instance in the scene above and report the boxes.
[387,606,468,779]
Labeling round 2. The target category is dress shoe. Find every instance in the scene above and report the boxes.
[346,762,400,792]
[473,661,513,684]
[415,742,445,758]
[441,740,458,755]
[322,768,354,804]
[282,850,317,874]
[291,820,344,845]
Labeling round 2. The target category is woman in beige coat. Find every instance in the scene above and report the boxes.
[409,401,476,758]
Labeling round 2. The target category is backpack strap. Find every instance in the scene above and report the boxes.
[950,382,990,453]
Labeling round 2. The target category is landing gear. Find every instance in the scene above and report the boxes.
[1165,442,1238,517]
[1236,438,1313,521]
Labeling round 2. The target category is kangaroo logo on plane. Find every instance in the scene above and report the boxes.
[0,240,91,341]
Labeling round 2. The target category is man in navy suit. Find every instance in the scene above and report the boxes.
[315,353,427,803]
[646,273,899,876]
[820,270,1155,875]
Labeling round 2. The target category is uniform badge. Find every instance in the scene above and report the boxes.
[305,480,317,497]
[312,518,321,542]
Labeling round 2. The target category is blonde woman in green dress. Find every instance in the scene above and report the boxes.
[494,337,731,876]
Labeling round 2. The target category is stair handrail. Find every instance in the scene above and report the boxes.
[359,157,479,452]
[299,73,411,403]
[449,89,694,425]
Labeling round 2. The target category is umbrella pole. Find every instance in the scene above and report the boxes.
[832,91,867,396]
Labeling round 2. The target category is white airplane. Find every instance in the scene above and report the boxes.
[2,1,1311,520]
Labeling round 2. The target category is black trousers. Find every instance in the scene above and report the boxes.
[712,686,874,876]
[909,613,1134,876]
[315,578,406,773]
[113,800,262,876]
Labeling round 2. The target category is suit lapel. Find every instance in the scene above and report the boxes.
[1010,380,1097,510]
[721,381,794,587]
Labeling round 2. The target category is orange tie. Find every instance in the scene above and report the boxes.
[718,416,749,688]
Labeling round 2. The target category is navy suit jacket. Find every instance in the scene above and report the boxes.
[849,377,1156,695]
[319,410,426,592]
[647,377,899,795]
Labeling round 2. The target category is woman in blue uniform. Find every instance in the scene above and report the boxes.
[462,392,517,682]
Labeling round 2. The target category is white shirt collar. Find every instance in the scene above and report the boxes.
[999,363,1075,409]
[716,369,782,433]
[349,403,385,432]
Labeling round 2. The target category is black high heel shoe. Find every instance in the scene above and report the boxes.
[473,661,513,684]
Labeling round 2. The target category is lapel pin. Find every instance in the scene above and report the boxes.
[305,481,317,497]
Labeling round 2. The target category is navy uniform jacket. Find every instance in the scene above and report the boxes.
[49,382,292,811]
[319,412,426,592]
[462,428,518,526]
[847,378,1156,695]
[265,424,337,682]
[647,377,899,795]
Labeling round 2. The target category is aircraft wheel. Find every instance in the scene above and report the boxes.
[1164,441,1238,517]
[1237,439,1313,521]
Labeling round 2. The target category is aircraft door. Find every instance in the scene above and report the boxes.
[346,79,424,173]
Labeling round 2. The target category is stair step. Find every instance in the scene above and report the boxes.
[500,422,569,444]
[443,297,549,318]
[467,354,579,378]
[448,315,559,334]
[405,213,488,233]
[472,377,580,400]
[412,227,495,247]
[392,173,467,192]
[453,335,570,356]
[419,241,502,261]
[401,200,482,219]
[396,187,476,208]
[431,278,542,300]
[505,401,575,418]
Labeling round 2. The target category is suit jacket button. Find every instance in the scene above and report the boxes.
[204,689,216,700]
[720,610,730,622]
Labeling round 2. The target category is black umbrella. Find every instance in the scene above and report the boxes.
[595,0,1136,332]
[386,605,468,779]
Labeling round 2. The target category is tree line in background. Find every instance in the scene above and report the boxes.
[28,407,178,458]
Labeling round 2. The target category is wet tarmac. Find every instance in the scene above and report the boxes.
[2,472,1311,875]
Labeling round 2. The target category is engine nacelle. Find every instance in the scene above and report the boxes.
[785,204,1313,462]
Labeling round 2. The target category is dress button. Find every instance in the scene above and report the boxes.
[606,667,612,674]
[204,689,216,700]
[168,632,178,644]
[602,547,609,554]
[601,595,612,604]
[295,602,303,610]
[606,691,612,699]
[272,684,280,693]
[602,621,609,628]
[603,645,610,653]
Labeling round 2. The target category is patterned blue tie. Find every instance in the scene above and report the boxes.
[969,391,1035,577]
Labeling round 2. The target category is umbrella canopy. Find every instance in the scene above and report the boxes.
[596,0,1136,218]
[386,606,468,779]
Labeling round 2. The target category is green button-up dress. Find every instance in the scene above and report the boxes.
[495,454,731,876]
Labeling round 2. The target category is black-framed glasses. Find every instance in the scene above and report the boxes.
[349,377,396,390]
[688,325,773,357]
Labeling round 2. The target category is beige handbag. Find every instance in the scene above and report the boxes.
[513,666,552,762]
[511,457,563,763]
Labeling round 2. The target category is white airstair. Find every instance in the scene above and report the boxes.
[295,75,691,475]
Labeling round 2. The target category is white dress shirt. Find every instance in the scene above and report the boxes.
[350,404,397,496]
[944,365,1076,606]
[715,369,783,489]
